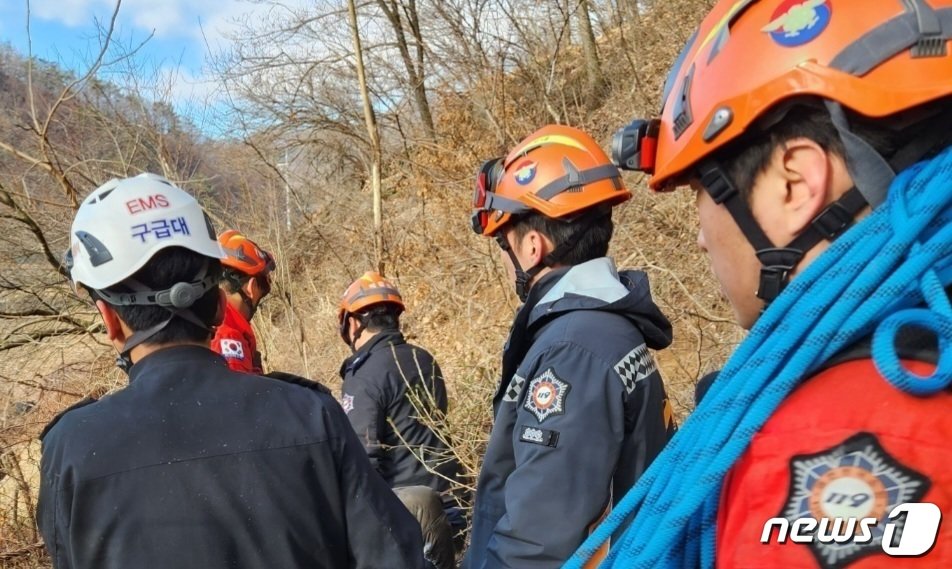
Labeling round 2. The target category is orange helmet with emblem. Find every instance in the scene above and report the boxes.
[338,271,405,323]
[471,124,631,237]
[218,230,276,278]
[612,0,952,303]
[614,0,952,196]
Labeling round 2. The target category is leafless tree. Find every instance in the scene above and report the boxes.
[349,0,386,272]
[375,0,436,140]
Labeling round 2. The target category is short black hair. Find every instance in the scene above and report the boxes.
[220,267,250,294]
[94,247,222,344]
[358,303,402,333]
[717,98,951,201]
[510,207,614,266]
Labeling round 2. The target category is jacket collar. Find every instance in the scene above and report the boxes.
[527,257,626,326]
[538,257,627,303]
[222,301,253,334]
[340,329,405,377]
[524,256,673,350]
[128,345,224,383]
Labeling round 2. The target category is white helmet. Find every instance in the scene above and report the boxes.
[67,173,224,291]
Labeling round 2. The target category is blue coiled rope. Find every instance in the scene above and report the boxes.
[566,146,952,569]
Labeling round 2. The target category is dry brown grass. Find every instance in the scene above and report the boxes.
[0,335,121,567]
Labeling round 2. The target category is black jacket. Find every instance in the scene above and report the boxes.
[464,258,676,569]
[340,330,462,496]
[38,345,427,569]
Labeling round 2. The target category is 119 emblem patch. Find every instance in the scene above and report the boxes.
[523,368,570,423]
[780,432,930,568]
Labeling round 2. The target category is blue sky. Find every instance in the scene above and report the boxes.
[0,0,275,132]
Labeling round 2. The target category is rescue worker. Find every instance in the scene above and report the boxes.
[39,173,429,569]
[338,271,464,569]
[211,229,274,373]
[463,125,677,568]
[590,0,952,565]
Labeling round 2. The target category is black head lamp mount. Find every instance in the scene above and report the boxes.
[611,119,660,173]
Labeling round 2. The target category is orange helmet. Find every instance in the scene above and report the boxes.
[614,0,952,193]
[218,230,276,277]
[471,124,631,237]
[611,0,952,304]
[338,271,405,323]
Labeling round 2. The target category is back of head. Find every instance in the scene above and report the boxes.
[67,173,224,348]
[108,248,223,344]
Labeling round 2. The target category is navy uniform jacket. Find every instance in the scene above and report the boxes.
[464,258,676,569]
[340,330,463,497]
[38,345,427,569]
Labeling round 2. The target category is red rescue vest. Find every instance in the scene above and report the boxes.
[717,358,951,568]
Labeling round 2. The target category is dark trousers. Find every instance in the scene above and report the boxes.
[394,485,456,569]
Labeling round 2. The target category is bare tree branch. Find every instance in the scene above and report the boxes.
[0,182,68,278]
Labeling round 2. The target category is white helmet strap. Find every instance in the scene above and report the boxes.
[94,262,218,374]
[96,264,218,309]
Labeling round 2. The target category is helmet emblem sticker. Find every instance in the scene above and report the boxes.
[780,432,930,568]
[523,368,570,423]
[514,160,537,185]
[763,0,831,47]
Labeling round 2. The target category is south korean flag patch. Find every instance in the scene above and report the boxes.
[523,368,570,423]
[219,339,245,361]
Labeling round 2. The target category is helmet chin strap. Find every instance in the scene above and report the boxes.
[340,312,367,352]
[513,262,546,303]
[495,235,545,302]
[696,160,867,306]
[115,312,203,373]
[238,288,258,320]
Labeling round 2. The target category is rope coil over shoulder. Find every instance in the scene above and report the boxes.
[566,146,952,568]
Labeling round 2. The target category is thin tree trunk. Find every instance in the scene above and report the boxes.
[577,0,602,97]
[377,0,436,141]
[347,0,385,273]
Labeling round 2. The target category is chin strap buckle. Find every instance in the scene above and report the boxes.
[755,248,804,302]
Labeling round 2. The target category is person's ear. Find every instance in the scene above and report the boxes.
[515,229,551,266]
[242,277,256,299]
[96,300,127,344]
[347,314,358,338]
[777,137,834,235]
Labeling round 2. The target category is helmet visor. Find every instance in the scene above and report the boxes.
[471,158,503,235]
